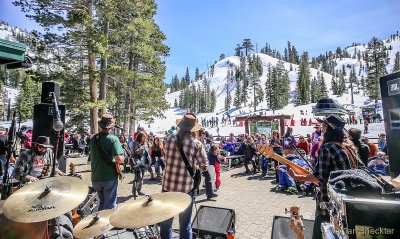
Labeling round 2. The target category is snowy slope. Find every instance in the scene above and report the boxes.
[158,36,400,136]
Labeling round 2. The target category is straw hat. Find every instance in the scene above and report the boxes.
[176,113,201,132]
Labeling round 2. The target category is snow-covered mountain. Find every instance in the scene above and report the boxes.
[166,36,400,116]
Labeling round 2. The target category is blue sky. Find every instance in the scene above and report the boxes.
[1,0,399,83]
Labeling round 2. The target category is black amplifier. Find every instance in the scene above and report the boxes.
[326,185,400,239]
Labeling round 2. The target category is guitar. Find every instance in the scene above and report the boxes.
[285,205,305,239]
[256,145,312,176]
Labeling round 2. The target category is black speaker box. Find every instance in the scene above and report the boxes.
[192,206,235,239]
[32,103,65,161]
[41,81,61,104]
[271,216,314,239]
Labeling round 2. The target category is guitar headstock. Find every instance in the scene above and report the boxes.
[285,205,304,239]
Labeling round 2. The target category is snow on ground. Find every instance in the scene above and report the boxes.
[143,106,386,143]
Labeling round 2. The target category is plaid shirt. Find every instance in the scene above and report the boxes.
[162,135,208,193]
[314,142,351,205]
[14,148,54,180]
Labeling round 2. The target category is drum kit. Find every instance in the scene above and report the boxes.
[0,176,192,239]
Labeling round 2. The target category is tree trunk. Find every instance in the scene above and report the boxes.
[87,0,98,134]
[99,21,109,116]
[124,53,134,133]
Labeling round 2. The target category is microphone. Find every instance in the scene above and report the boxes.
[52,93,64,131]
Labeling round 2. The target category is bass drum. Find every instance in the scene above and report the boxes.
[0,200,47,239]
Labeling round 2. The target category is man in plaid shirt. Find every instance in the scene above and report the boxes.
[287,115,351,239]
[160,113,208,239]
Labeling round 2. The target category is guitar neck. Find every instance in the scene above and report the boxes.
[257,145,311,176]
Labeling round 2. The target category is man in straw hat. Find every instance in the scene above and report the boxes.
[90,114,124,211]
[14,136,65,182]
[160,113,209,239]
[287,115,352,239]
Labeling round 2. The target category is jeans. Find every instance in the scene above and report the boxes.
[202,171,213,196]
[278,165,296,188]
[261,156,269,176]
[160,190,195,239]
[0,154,7,179]
[132,167,145,195]
[92,178,118,210]
[147,157,166,174]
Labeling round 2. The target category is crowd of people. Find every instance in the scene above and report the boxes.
[0,111,390,239]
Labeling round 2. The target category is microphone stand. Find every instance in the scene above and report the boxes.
[50,93,63,177]
[288,140,314,172]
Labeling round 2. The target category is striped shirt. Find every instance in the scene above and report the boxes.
[162,135,208,193]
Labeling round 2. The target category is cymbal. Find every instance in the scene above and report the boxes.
[0,200,46,239]
[3,176,89,223]
[73,209,114,239]
[110,192,192,228]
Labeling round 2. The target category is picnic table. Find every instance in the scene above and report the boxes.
[224,154,244,169]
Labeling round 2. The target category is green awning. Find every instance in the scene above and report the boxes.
[0,38,27,64]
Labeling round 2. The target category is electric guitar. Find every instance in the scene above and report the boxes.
[285,205,305,239]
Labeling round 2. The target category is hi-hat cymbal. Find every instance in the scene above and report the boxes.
[0,200,46,239]
[110,192,192,228]
[73,209,114,239]
[3,176,89,223]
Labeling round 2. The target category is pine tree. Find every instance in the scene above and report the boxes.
[366,37,387,101]
[265,63,272,109]
[195,67,200,81]
[296,52,311,105]
[235,44,242,56]
[310,77,318,102]
[185,67,191,84]
[319,72,328,99]
[15,0,169,133]
[338,70,346,95]
[393,52,400,73]
[16,73,40,121]
[242,39,254,56]
[234,77,242,108]
[331,77,339,95]
[174,98,178,108]
[275,61,290,109]
[210,89,216,112]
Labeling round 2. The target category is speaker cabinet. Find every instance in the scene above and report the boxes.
[41,81,61,104]
[192,206,235,239]
[380,72,400,177]
[32,103,65,162]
